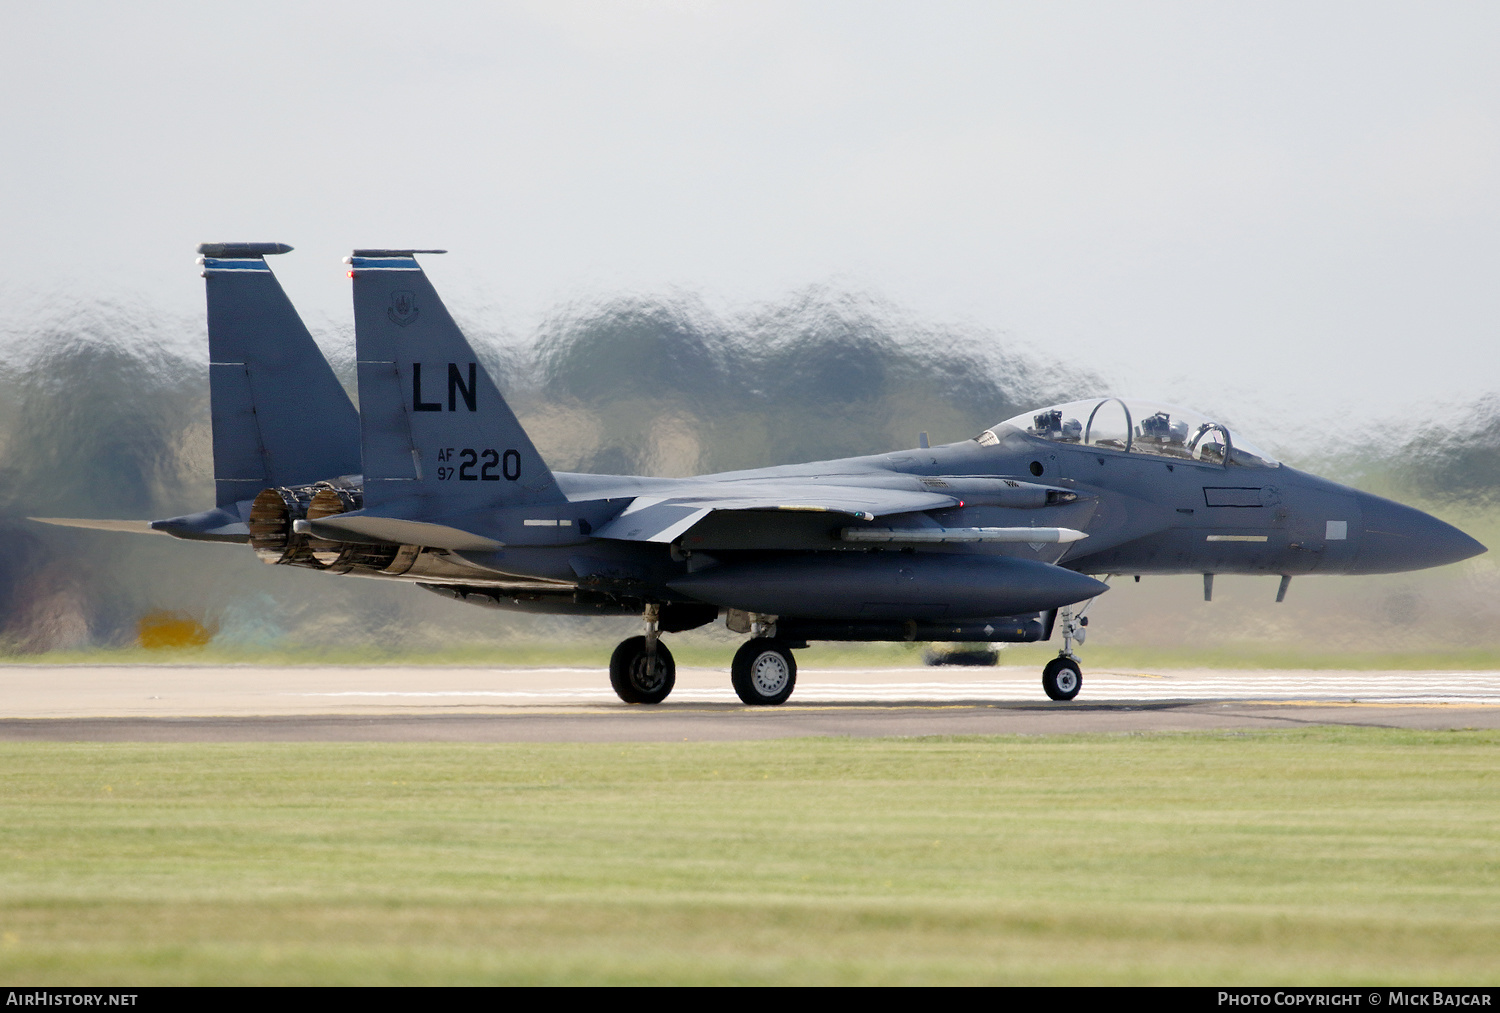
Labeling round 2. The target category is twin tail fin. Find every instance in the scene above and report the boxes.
[201,242,361,507]
[348,250,565,518]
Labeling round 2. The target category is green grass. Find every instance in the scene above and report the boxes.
[1,730,1496,984]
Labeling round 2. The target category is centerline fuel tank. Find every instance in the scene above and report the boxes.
[667,552,1107,620]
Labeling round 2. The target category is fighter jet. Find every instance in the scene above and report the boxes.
[42,244,1488,705]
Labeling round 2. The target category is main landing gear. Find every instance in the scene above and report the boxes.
[608,598,1104,706]
[609,604,676,704]
[608,607,799,706]
[730,638,797,705]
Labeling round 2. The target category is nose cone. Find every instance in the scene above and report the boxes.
[1354,493,1487,574]
[1046,566,1114,606]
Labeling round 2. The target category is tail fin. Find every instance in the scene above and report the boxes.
[200,243,362,507]
[348,250,564,516]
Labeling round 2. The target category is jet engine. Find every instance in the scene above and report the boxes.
[248,481,410,573]
[248,484,320,566]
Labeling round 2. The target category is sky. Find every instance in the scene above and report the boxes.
[3,1,1497,449]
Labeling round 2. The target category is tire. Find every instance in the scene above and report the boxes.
[1042,656,1082,701]
[730,639,797,706]
[609,636,676,704]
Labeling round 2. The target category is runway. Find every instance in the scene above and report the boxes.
[1,663,1496,740]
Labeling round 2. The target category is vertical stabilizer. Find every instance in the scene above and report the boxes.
[201,243,362,507]
[348,250,564,517]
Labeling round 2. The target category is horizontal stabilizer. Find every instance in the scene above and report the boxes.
[30,517,169,536]
[296,514,502,552]
[150,505,251,542]
[37,506,255,543]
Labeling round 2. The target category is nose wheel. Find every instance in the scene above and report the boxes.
[1042,656,1082,701]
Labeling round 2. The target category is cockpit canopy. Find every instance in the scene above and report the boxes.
[979,398,1279,468]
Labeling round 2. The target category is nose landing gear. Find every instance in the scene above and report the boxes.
[1042,586,1105,701]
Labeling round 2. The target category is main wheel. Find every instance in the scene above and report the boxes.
[1042,656,1082,701]
[609,636,676,704]
[730,639,797,706]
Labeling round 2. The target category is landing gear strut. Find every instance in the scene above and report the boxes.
[1043,583,1106,701]
[609,604,676,704]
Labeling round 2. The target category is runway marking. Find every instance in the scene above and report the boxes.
[299,690,616,698]
[7,665,1499,722]
[1236,699,1500,710]
[285,672,1500,708]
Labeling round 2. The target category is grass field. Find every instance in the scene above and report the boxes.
[0,729,1496,985]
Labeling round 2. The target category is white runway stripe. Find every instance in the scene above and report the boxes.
[10,665,1496,720]
[288,669,1500,706]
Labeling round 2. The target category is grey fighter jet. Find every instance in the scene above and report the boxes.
[43,244,1488,704]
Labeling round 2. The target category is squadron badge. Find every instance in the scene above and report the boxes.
[388,290,419,326]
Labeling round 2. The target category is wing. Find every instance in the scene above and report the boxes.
[589,483,962,544]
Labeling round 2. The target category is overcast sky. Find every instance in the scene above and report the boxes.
[3,1,1496,446]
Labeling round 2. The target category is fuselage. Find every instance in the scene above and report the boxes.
[162,404,1483,626]
[484,419,1482,597]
